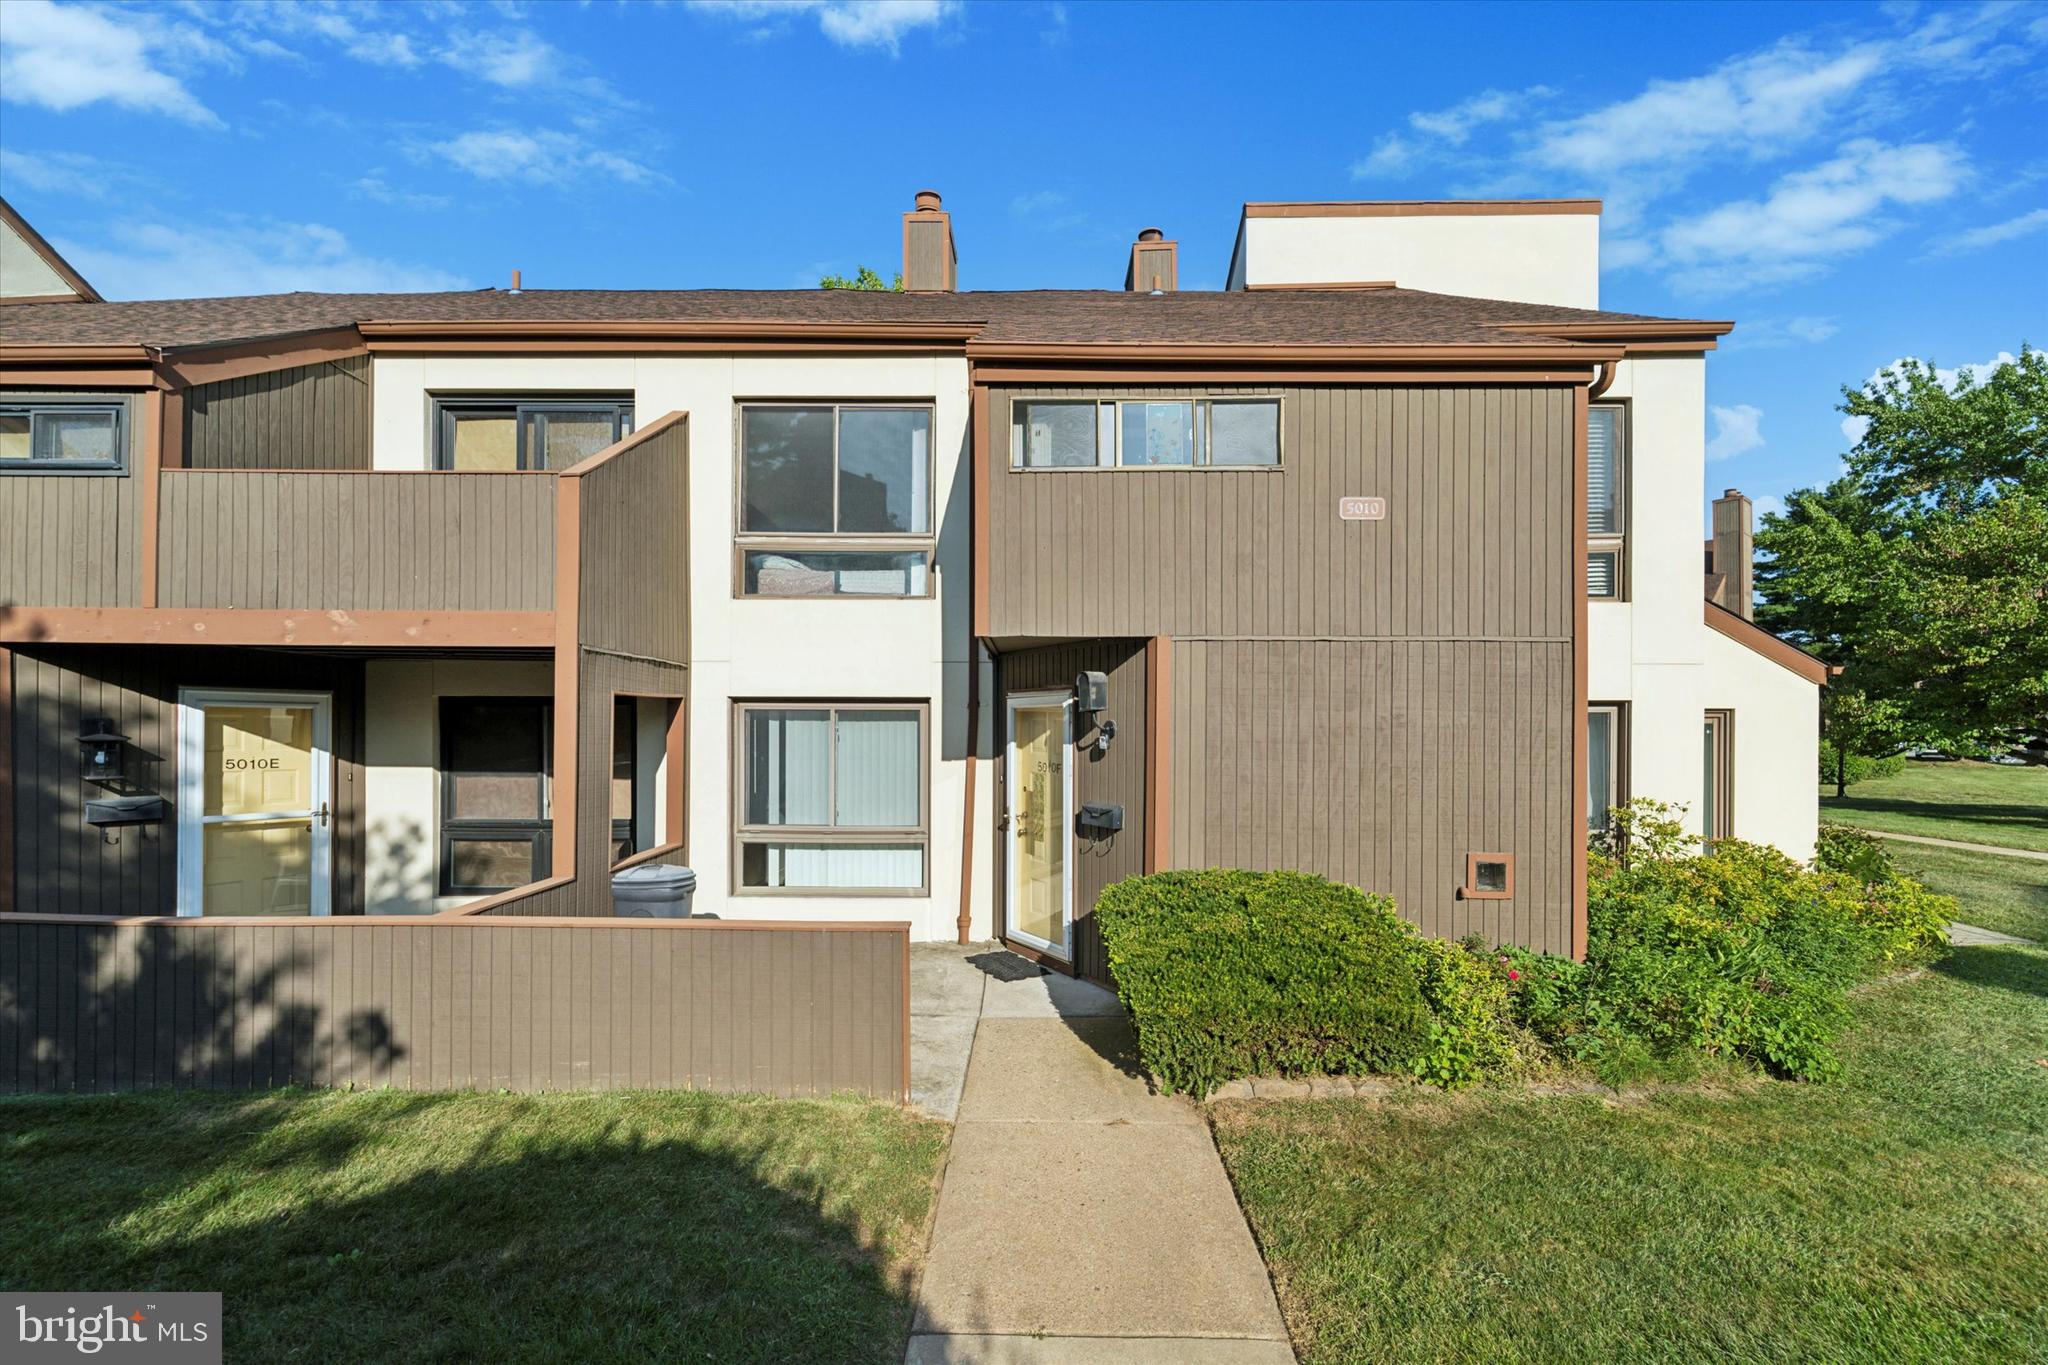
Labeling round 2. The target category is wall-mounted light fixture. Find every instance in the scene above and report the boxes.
[79,718,129,787]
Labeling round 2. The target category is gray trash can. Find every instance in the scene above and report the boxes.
[611,863,697,918]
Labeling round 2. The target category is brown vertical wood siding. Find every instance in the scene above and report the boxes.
[0,916,908,1099]
[156,472,556,611]
[984,382,1577,956]
[0,394,143,608]
[4,645,367,918]
[576,416,688,666]
[1168,638,1575,956]
[985,385,1574,641]
[183,354,371,470]
[999,640,1146,986]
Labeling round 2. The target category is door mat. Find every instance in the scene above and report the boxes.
[966,950,1045,982]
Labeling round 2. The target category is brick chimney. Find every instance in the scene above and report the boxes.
[1706,488,1754,619]
[1125,227,1178,292]
[902,189,957,292]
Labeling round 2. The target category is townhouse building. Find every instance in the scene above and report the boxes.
[1,190,1826,991]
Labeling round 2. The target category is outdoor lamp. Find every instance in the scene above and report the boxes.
[79,718,128,786]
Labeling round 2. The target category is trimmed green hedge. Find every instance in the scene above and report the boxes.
[1094,870,1430,1099]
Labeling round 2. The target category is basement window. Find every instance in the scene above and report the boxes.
[0,400,124,473]
[1587,404,1626,598]
[1011,398,1281,469]
[432,397,633,471]
[1461,853,1514,901]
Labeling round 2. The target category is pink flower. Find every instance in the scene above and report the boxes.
[1507,969,1521,981]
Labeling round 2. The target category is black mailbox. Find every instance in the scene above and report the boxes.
[85,795,166,828]
[1075,670,1108,713]
[1077,802,1124,834]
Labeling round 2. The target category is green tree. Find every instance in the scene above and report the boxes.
[1756,347,2047,755]
[818,266,902,291]
[1818,688,1906,797]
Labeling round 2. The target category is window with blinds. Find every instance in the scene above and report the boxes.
[1588,404,1626,599]
[733,703,928,894]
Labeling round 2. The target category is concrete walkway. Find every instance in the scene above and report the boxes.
[1949,922,2037,947]
[1871,830,2048,861]
[906,944,1294,1364]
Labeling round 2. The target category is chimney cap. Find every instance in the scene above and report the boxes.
[1137,226,1164,243]
[913,189,943,212]
[1722,488,1745,499]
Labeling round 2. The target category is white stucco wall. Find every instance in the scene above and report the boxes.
[1235,211,1600,308]
[368,353,996,941]
[1702,626,1821,862]
[1587,353,1819,857]
[0,217,77,298]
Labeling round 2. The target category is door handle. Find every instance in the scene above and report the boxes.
[313,802,331,829]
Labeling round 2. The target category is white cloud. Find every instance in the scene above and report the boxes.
[1351,86,1552,180]
[686,1,961,54]
[1531,41,1885,181]
[1010,190,1066,216]
[1842,415,1871,445]
[420,128,668,189]
[438,28,552,85]
[0,0,223,126]
[1720,315,1840,350]
[1928,207,2048,255]
[350,174,453,211]
[1409,86,1554,144]
[1657,139,1967,291]
[1865,351,2017,393]
[1751,493,1787,521]
[1707,404,1766,462]
[55,219,466,300]
[0,148,128,201]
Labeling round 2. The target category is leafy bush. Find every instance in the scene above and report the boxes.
[1819,740,1906,789]
[1094,870,1431,1099]
[1815,821,1897,883]
[1504,804,1953,1083]
[1403,934,1523,1088]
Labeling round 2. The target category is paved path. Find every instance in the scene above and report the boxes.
[1869,830,2048,861]
[1949,922,2037,947]
[907,945,1293,1364]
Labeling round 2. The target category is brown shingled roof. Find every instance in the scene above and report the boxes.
[0,285,1709,354]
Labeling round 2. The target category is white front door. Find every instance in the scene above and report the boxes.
[1005,691,1073,962]
[177,689,333,917]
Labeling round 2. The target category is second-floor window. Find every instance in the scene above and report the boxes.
[0,399,124,473]
[432,397,633,471]
[737,403,935,597]
[1010,397,1281,468]
[1587,404,1627,598]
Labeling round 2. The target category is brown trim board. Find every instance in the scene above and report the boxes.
[552,471,582,879]
[0,909,913,933]
[967,342,1623,365]
[138,389,162,608]
[1144,634,1171,874]
[1705,602,1833,685]
[1243,199,1603,218]
[1,609,555,648]
[157,327,370,387]
[0,646,12,916]
[1572,383,1590,962]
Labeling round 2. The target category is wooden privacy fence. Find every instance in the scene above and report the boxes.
[0,914,909,1100]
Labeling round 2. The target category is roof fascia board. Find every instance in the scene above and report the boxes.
[1704,601,1834,686]
[965,341,1624,364]
[1243,199,1603,219]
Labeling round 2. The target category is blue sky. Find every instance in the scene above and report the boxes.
[1,0,2043,521]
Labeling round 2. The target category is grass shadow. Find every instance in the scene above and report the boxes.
[0,1089,936,1363]
[1932,942,2048,1002]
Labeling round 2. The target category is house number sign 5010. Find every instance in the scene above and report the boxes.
[1338,496,1387,521]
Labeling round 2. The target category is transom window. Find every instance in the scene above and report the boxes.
[1010,398,1281,469]
[432,397,633,471]
[736,404,935,597]
[1587,404,1627,599]
[0,399,124,473]
[734,703,928,894]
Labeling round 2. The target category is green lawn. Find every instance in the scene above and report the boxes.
[1822,759,2048,851]
[0,1089,946,1363]
[1211,942,2048,1363]
[1885,839,2048,943]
